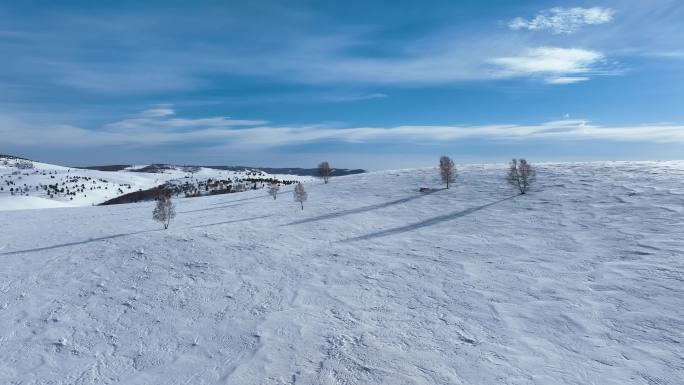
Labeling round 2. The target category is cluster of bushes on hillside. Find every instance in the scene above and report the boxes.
[437,155,536,194]
[0,166,132,199]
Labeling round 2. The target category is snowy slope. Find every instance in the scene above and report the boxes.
[0,157,310,210]
[0,195,75,211]
[0,161,682,384]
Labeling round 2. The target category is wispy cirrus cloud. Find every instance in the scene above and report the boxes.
[545,76,590,85]
[139,107,175,118]
[509,7,615,34]
[238,39,616,86]
[489,47,610,84]
[643,50,684,60]
[2,109,683,151]
[103,108,268,134]
[0,3,628,102]
[326,93,388,102]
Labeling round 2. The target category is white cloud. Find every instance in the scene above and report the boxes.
[2,109,683,151]
[103,114,268,134]
[139,107,175,118]
[54,65,204,94]
[326,93,389,102]
[644,50,684,60]
[0,9,624,94]
[260,42,614,86]
[545,76,590,85]
[509,7,615,34]
[490,47,606,84]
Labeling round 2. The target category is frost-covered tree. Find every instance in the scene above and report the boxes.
[153,193,176,229]
[268,182,280,200]
[318,161,332,184]
[293,182,307,210]
[507,158,536,194]
[439,156,456,189]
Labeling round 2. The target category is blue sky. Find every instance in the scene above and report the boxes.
[1,0,683,169]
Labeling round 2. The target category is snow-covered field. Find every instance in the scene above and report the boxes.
[0,161,682,384]
[0,158,309,211]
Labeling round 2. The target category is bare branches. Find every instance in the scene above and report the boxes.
[439,156,457,189]
[318,162,332,184]
[268,182,280,200]
[506,158,536,194]
[153,192,176,229]
[293,182,307,210]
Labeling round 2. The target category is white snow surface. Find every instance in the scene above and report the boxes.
[0,161,682,384]
[0,196,75,211]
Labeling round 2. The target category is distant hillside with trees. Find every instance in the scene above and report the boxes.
[205,166,365,177]
[82,164,366,176]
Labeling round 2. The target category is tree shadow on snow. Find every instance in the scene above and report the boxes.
[284,189,443,226]
[208,194,270,205]
[178,201,247,214]
[342,195,516,242]
[180,189,294,214]
[184,215,272,229]
[0,215,272,255]
[0,230,160,256]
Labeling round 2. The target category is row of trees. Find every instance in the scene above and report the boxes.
[154,180,310,228]
[153,158,536,229]
[438,156,536,194]
[153,160,326,229]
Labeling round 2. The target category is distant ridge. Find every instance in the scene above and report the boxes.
[82,164,366,176]
[204,166,366,177]
[0,154,30,161]
[81,165,131,171]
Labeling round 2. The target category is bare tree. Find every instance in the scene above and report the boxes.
[293,182,307,210]
[318,161,332,184]
[153,193,176,229]
[439,156,456,189]
[506,158,536,194]
[268,182,280,200]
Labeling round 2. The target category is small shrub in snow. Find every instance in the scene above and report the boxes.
[268,182,280,200]
[293,182,307,210]
[439,156,456,189]
[153,193,176,229]
[318,161,332,184]
[507,158,536,194]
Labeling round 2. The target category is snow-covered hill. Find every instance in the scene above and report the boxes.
[0,157,310,211]
[0,161,682,384]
